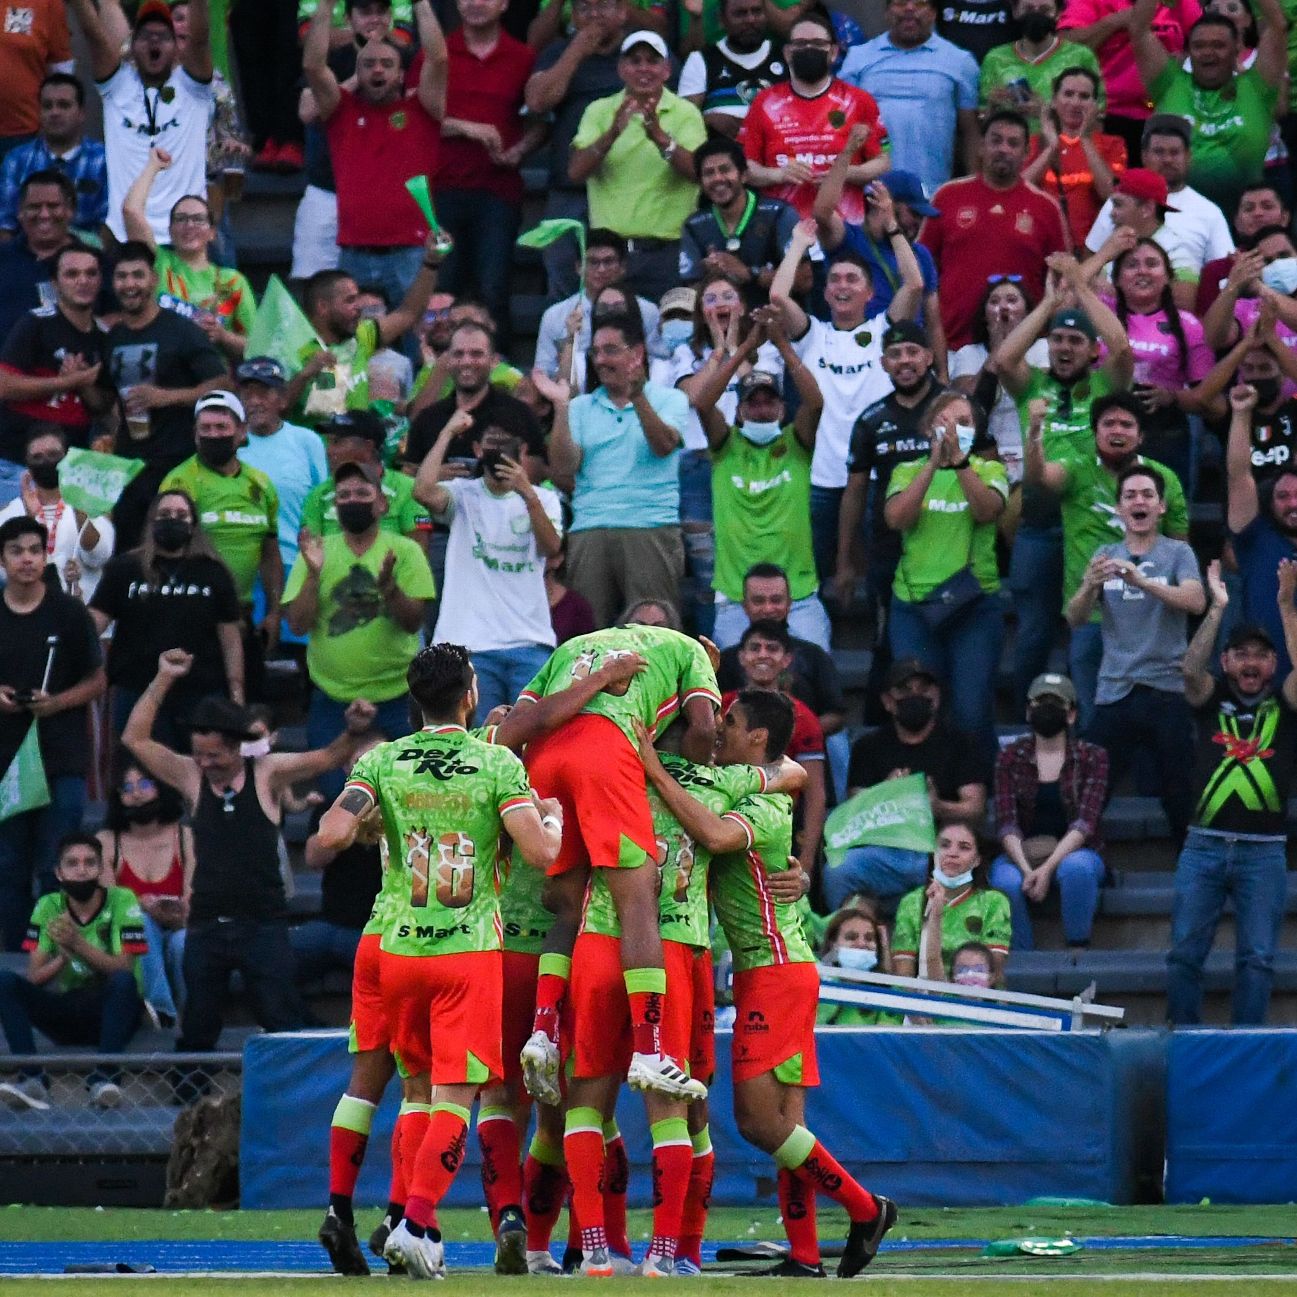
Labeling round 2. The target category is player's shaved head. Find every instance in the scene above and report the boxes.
[408,643,476,721]
[733,687,794,761]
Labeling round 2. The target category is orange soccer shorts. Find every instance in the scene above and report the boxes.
[348,932,390,1054]
[523,714,656,876]
[501,949,540,1087]
[380,948,503,1085]
[731,962,820,1087]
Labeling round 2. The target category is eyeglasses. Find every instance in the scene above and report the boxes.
[172,213,211,227]
[585,254,622,269]
[590,343,628,358]
[121,778,156,794]
[987,274,1024,285]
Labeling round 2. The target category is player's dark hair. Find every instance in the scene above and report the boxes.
[739,618,793,653]
[1117,461,1166,499]
[113,240,157,272]
[788,8,836,43]
[1235,183,1288,221]
[1090,391,1146,433]
[51,242,100,279]
[733,687,795,761]
[693,137,746,180]
[828,250,874,282]
[0,515,48,552]
[449,319,498,354]
[56,831,103,863]
[41,71,86,107]
[19,168,75,209]
[408,643,475,721]
[982,108,1030,143]
[1188,13,1238,44]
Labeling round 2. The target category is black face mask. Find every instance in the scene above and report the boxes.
[26,461,60,490]
[196,437,237,469]
[61,878,100,903]
[1020,11,1057,41]
[789,47,830,82]
[336,501,375,535]
[151,517,193,551]
[1253,378,1282,408]
[894,695,935,733]
[1029,701,1069,738]
[122,799,162,825]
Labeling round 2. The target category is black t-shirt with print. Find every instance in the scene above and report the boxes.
[1248,399,1297,483]
[847,720,987,799]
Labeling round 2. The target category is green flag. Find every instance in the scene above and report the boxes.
[245,275,324,376]
[517,219,586,259]
[404,175,439,231]
[57,448,144,518]
[822,773,936,868]
[0,723,50,822]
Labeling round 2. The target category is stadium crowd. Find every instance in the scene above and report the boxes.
[0,0,1295,1274]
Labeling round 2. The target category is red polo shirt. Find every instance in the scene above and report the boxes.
[325,87,441,247]
[919,174,1067,350]
[433,28,534,204]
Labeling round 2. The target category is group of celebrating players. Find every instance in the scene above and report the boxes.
[312,623,895,1280]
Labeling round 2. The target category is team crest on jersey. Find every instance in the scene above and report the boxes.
[854,331,872,348]
[391,110,407,130]
[956,206,977,228]
[1015,211,1034,235]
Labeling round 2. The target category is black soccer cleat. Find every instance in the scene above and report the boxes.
[368,1215,393,1259]
[756,1257,827,1278]
[560,1243,583,1275]
[319,1207,371,1276]
[495,1205,528,1275]
[837,1195,898,1278]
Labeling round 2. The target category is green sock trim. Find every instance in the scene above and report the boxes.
[602,1117,621,1142]
[773,1124,817,1171]
[565,1105,604,1135]
[539,953,572,979]
[691,1126,713,1157]
[650,1116,691,1147]
[431,1101,472,1123]
[478,1105,513,1123]
[528,1131,565,1166]
[623,966,667,996]
[397,1101,432,1118]
[332,1094,376,1136]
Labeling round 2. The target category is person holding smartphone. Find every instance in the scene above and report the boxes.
[883,390,1008,771]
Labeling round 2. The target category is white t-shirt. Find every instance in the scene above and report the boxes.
[792,311,893,488]
[654,339,785,452]
[1084,206,1201,280]
[432,476,562,652]
[678,40,776,119]
[99,62,214,244]
[949,338,1049,484]
[1086,185,1233,276]
[0,498,114,601]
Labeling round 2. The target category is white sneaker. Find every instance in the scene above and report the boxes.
[636,1255,673,1277]
[0,1078,49,1110]
[89,1081,122,1109]
[383,1220,445,1280]
[627,1052,707,1101]
[526,1250,563,1275]
[609,1252,637,1275]
[578,1246,614,1277]
[520,1030,561,1106]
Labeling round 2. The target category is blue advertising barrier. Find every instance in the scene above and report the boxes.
[1164,1030,1297,1204]
[241,1028,1165,1209]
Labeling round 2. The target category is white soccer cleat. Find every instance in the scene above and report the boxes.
[627,1052,707,1101]
[526,1249,563,1275]
[520,1030,562,1106]
[383,1220,446,1280]
[636,1254,674,1277]
[579,1245,614,1277]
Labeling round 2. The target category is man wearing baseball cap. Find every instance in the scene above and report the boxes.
[1171,558,1297,1024]
[568,31,708,300]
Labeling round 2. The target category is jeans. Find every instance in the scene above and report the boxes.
[0,968,141,1081]
[679,451,715,639]
[1066,621,1103,733]
[712,593,833,652]
[0,458,23,508]
[988,849,1106,950]
[826,728,850,804]
[138,911,187,1019]
[0,776,86,952]
[433,189,522,344]
[1008,524,1063,710]
[809,485,844,588]
[472,645,552,723]
[1166,829,1289,1025]
[889,592,1004,772]
[307,690,414,801]
[290,918,362,985]
[178,918,305,1051]
[337,245,426,357]
[821,845,930,910]
[539,189,587,302]
[1085,686,1194,846]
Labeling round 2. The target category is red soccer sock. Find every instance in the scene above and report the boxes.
[390,1102,431,1207]
[532,954,572,1044]
[677,1127,715,1266]
[563,1106,607,1249]
[777,1166,821,1267]
[647,1116,692,1265]
[601,1121,630,1256]
[406,1103,471,1230]
[523,1132,567,1251]
[477,1106,523,1231]
[327,1094,375,1218]
[779,1126,878,1224]
[624,967,667,1057]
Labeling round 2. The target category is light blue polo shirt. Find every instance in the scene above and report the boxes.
[569,381,686,531]
[237,419,329,567]
[840,33,980,194]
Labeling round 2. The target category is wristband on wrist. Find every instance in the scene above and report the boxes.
[541,814,562,832]
[884,226,902,238]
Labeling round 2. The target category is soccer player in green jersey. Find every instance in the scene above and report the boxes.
[316,644,563,1280]
[639,689,898,1278]
[514,624,721,1106]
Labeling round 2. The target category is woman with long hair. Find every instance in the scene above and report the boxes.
[818,906,900,1025]
[88,490,245,746]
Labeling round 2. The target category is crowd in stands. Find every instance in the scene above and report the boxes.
[2,0,1297,1094]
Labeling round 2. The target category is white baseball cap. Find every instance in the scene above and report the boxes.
[620,29,668,58]
[194,390,247,423]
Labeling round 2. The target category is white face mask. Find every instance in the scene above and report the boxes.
[659,319,693,352]
[955,423,976,456]
[739,419,782,446]
[240,736,272,759]
[934,866,974,889]
[954,966,993,987]
[836,945,878,972]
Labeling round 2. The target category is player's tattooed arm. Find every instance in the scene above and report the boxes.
[314,785,377,853]
[762,755,809,796]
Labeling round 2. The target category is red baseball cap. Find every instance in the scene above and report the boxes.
[1114,168,1179,212]
[134,0,175,30]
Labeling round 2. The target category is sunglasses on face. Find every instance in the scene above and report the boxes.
[987,274,1024,285]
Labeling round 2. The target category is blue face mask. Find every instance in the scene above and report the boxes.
[836,946,878,972]
[739,419,782,446]
[659,319,693,352]
[1262,257,1297,296]
[934,866,974,889]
